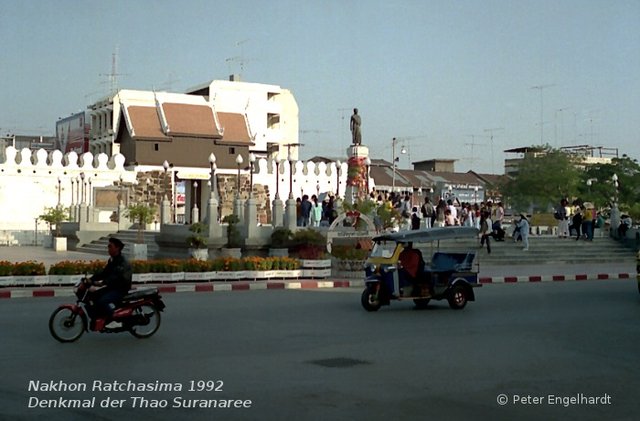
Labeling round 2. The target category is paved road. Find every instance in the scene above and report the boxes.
[1,280,639,421]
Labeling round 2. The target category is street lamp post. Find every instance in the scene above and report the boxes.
[335,160,341,197]
[391,137,406,193]
[208,153,217,200]
[192,181,199,223]
[57,177,61,205]
[236,154,244,199]
[274,160,281,200]
[80,172,85,204]
[249,153,256,198]
[365,156,372,196]
[288,151,294,200]
[163,160,170,200]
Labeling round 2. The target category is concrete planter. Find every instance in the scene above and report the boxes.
[300,259,332,268]
[130,243,148,261]
[189,248,209,261]
[152,272,185,282]
[49,274,82,285]
[0,276,15,287]
[184,272,211,281]
[132,273,154,283]
[53,237,67,252]
[13,275,49,286]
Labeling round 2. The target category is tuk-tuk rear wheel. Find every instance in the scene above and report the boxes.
[361,288,381,312]
[448,285,468,310]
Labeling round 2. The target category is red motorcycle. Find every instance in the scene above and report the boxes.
[49,277,166,342]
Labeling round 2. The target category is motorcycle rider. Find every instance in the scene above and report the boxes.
[89,237,132,328]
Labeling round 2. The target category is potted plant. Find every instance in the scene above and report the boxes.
[124,203,156,260]
[39,205,69,251]
[221,214,242,258]
[187,222,209,261]
[269,227,292,257]
[124,203,156,243]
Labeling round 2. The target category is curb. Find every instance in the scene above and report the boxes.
[0,279,365,299]
[0,274,636,299]
[479,272,635,284]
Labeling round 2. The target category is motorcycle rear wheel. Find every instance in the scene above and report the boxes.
[129,304,161,338]
[49,308,86,342]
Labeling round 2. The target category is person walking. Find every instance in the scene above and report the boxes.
[572,206,583,241]
[421,197,434,229]
[516,213,530,251]
[479,210,493,254]
[556,199,570,238]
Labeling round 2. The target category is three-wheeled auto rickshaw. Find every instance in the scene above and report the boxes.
[361,226,481,311]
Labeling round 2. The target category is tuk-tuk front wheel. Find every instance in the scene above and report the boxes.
[361,288,381,312]
[448,285,468,310]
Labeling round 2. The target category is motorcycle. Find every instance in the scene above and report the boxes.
[49,277,166,342]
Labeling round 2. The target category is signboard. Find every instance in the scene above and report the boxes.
[56,112,90,153]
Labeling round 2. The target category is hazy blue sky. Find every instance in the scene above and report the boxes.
[1,0,638,174]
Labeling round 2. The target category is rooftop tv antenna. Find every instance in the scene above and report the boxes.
[225,39,251,80]
[484,127,504,174]
[99,46,128,94]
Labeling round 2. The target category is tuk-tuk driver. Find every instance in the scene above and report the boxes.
[399,242,423,283]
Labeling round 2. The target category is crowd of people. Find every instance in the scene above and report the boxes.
[554,198,606,241]
[295,194,338,227]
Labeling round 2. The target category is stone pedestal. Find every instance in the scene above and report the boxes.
[344,145,370,204]
[234,198,244,224]
[244,198,259,239]
[191,204,199,224]
[78,204,88,228]
[161,197,171,224]
[272,198,284,227]
[284,198,297,231]
[118,203,130,230]
[207,197,222,239]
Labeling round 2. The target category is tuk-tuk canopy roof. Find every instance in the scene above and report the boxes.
[373,226,479,243]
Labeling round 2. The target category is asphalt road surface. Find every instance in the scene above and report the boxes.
[1,279,639,421]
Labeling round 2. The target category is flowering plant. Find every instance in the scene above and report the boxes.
[12,261,46,276]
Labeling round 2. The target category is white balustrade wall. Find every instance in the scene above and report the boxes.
[0,147,355,233]
[0,146,135,231]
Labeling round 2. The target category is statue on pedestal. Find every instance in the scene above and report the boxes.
[350,108,362,145]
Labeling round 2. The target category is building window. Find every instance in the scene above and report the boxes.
[267,113,280,129]
[154,143,159,151]
[229,147,235,155]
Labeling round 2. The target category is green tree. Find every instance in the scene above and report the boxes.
[576,155,640,217]
[501,145,580,211]
[125,203,156,243]
[39,205,69,237]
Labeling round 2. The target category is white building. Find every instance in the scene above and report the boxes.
[88,77,300,161]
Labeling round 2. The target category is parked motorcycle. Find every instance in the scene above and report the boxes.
[49,277,166,342]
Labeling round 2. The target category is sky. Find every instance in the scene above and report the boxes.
[1,0,638,174]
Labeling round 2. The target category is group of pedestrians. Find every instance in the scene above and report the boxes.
[555,198,604,241]
[296,194,337,227]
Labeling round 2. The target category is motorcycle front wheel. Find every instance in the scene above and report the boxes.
[49,308,86,343]
[129,304,161,338]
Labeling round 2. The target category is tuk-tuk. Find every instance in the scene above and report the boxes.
[361,226,481,311]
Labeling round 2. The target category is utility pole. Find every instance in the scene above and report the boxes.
[484,127,504,174]
[531,84,555,145]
